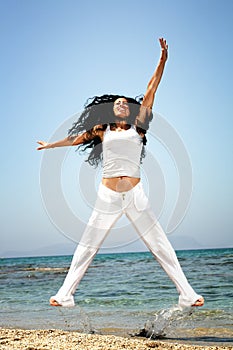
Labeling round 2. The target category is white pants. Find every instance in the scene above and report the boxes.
[52,182,202,308]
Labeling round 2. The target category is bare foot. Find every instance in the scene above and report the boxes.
[50,298,62,306]
[192,297,204,307]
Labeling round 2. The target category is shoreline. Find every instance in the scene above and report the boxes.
[1,328,232,350]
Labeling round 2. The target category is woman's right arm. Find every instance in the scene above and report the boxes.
[37,133,88,150]
[37,126,104,150]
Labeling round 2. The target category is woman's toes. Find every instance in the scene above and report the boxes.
[192,297,204,307]
[50,298,61,306]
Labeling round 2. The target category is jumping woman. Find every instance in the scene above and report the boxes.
[37,38,204,309]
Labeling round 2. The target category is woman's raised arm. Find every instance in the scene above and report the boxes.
[136,38,168,130]
[142,37,168,109]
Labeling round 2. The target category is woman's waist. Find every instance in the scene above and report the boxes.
[102,176,140,192]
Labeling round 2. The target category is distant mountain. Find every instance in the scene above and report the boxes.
[0,234,206,258]
[168,234,203,250]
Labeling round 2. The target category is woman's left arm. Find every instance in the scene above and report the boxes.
[142,38,168,109]
[136,38,168,130]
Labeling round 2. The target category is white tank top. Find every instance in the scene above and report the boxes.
[102,125,143,178]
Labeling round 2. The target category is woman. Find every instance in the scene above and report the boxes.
[37,38,204,309]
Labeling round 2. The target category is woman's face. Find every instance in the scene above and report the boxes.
[113,98,130,118]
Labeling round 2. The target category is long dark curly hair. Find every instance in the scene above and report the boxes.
[68,94,153,167]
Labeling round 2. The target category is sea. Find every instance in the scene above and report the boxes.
[0,248,233,346]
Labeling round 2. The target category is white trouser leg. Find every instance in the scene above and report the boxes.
[52,184,123,306]
[125,184,202,308]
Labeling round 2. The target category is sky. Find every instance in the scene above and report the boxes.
[1,0,233,257]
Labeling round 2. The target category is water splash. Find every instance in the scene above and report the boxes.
[137,306,194,339]
[56,305,96,333]
[77,305,96,334]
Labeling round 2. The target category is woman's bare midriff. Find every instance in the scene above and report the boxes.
[102,176,140,192]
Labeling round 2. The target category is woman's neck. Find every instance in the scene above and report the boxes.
[110,121,131,130]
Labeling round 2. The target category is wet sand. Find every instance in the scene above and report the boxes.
[0,328,232,350]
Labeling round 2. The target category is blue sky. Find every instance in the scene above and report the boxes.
[1,0,233,257]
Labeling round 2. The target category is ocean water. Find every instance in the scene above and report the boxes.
[0,248,233,345]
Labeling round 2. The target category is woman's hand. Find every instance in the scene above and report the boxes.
[159,37,168,60]
[37,141,52,150]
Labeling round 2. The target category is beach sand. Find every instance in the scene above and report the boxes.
[0,328,232,350]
